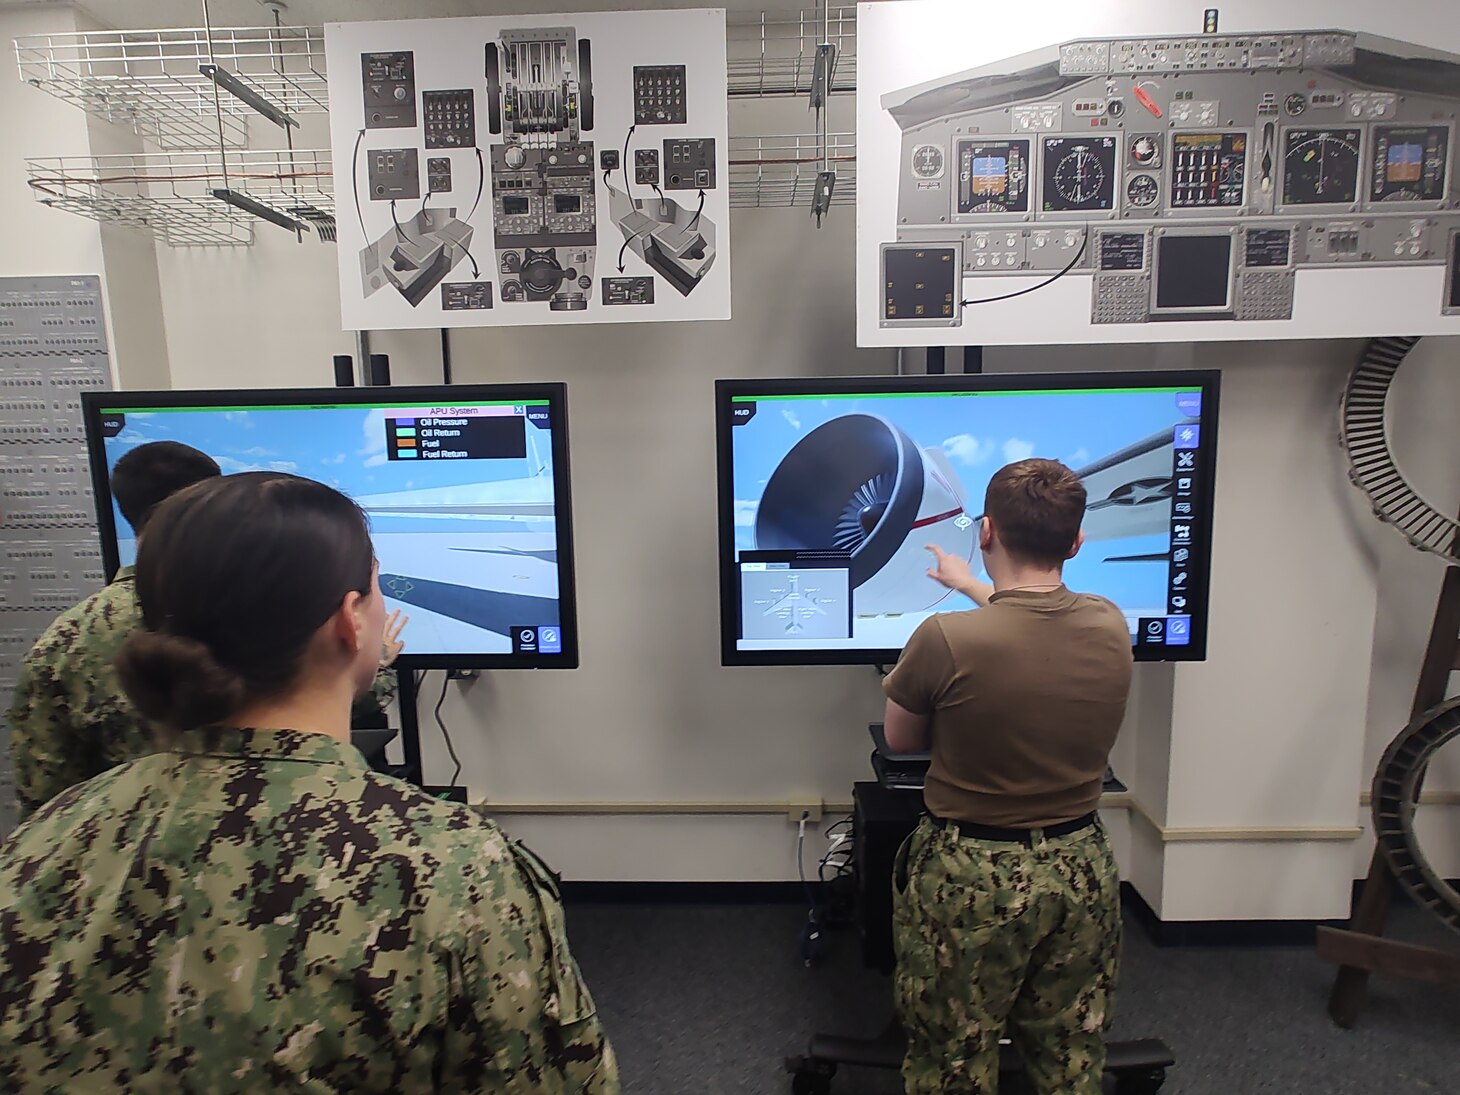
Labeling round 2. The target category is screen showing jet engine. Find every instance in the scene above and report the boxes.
[82,386,577,669]
[717,372,1220,665]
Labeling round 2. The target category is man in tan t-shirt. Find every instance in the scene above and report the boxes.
[882,457,1133,1095]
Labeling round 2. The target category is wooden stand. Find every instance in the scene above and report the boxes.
[1320,561,1460,1027]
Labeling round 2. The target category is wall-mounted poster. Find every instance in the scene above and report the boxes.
[326,9,730,331]
[856,0,1460,346]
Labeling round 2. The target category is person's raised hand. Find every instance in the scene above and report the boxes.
[381,609,410,668]
[926,545,993,607]
[926,544,974,591]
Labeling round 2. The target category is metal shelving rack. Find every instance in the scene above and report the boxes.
[14,24,327,150]
[26,150,334,246]
[727,5,856,97]
[16,7,856,244]
[729,133,856,208]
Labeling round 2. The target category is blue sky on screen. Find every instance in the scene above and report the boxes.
[104,404,554,538]
[730,388,1193,611]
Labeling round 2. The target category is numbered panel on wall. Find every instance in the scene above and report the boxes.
[856,0,1460,347]
[325,9,731,331]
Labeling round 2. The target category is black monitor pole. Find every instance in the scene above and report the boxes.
[334,346,426,787]
[396,671,425,786]
[925,346,984,374]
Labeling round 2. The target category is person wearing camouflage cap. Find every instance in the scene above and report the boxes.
[6,440,405,820]
[0,471,617,1093]
[881,459,1133,1094]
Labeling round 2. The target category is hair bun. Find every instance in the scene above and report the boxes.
[117,630,248,731]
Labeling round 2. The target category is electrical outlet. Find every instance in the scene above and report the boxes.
[788,801,824,823]
[447,668,479,681]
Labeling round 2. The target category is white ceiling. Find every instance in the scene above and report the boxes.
[1,0,842,32]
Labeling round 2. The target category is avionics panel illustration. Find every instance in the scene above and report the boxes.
[880,29,1460,328]
[485,27,597,310]
[81,386,579,670]
[716,372,1221,666]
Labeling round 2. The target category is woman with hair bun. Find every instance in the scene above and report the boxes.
[0,472,618,1094]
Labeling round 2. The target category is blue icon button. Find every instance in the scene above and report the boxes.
[1175,392,1202,417]
[1173,424,1201,450]
[1165,616,1191,645]
[538,627,562,654]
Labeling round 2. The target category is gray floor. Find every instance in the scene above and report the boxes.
[564,900,1460,1094]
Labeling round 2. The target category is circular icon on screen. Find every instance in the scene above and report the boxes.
[954,515,973,530]
[541,629,558,643]
[1146,621,1163,635]
[520,628,536,643]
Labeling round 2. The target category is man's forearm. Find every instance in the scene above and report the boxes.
[959,578,995,607]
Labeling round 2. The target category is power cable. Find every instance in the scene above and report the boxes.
[435,671,462,789]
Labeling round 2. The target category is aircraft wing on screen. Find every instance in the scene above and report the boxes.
[1073,424,1188,545]
[354,476,554,521]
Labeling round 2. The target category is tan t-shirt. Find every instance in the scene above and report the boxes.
[883,587,1133,828]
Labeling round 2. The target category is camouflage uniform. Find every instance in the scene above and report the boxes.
[893,815,1120,1094]
[5,568,149,821]
[6,569,398,820]
[0,726,618,1094]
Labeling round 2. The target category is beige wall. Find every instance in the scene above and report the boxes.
[10,5,1460,914]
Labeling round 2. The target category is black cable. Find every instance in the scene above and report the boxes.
[435,670,462,789]
[467,147,485,221]
[960,228,1089,307]
[420,188,431,217]
[622,126,635,205]
[351,128,367,241]
[390,199,408,243]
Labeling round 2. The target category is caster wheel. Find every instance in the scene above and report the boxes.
[791,1074,832,1095]
[1114,1068,1166,1095]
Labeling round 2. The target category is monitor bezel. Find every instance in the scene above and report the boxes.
[715,369,1221,667]
[81,384,580,671]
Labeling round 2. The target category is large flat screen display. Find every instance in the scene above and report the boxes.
[82,385,578,669]
[717,371,1220,665]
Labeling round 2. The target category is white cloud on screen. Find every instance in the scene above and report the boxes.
[1066,447,1091,467]
[321,453,348,465]
[360,409,388,467]
[734,500,758,527]
[1003,439,1036,463]
[943,434,995,466]
[781,409,802,430]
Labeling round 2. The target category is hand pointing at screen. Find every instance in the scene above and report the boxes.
[926,544,994,608]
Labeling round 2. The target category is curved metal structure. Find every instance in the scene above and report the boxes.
[1340,334,1460,936]
[1340,336,1460,565]
[1371,698,1460,934]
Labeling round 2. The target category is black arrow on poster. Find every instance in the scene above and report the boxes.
[622,124,636,201]
[468,148,485,220]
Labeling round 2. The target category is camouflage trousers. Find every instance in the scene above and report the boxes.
[892,814,1121,1095]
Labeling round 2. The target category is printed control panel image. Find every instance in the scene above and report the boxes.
[486,27,598,311]
[325,11,731,331]
[879,29,1460,328]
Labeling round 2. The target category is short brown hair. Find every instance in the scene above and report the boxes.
[983,458,1086,567]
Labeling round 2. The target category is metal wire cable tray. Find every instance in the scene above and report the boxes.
[26,131,855,246]
[14,24,327,150]
[14,7,853,151]
[26,151,335,246]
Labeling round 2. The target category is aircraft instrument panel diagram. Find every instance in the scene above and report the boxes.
[857,1,1460,346]
[326,10,731,331]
